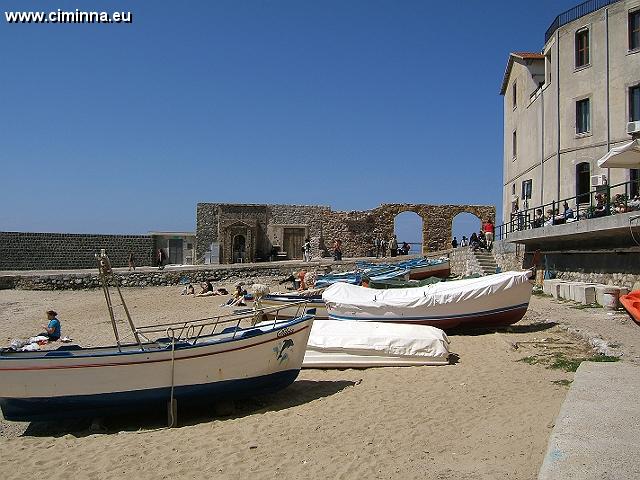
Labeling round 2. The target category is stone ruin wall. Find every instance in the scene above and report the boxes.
[196,202,496,263]
[321,204,496,257]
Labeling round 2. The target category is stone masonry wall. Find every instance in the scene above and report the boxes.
[320,204,496,258]
[0,232,154,271]
[0,260,364,291]
[195,203,219,264]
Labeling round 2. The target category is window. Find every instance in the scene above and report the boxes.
[576,162,591,204]
[575,28,590,68]
[631,85,640,121]
[545,51,552,85]
[512,184,516,195]
[521,179,532,200]
[512,130,517,158]
[576,98,590,134]
[512,82,517,109]
[630,10,640,51]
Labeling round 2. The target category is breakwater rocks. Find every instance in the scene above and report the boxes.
[0,261,359,291]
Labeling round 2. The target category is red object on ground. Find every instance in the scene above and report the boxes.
[619,290,640,326]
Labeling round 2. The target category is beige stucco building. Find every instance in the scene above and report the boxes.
[501,0,640,225]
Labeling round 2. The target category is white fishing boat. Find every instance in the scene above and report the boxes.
[322,270,533,330]
[260,292,329,319]
[0,253,314,423]
[302,320,450,368]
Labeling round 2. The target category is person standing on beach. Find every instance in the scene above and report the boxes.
[389,235,398,257]
[128,253,136,271]
[333,239,343,261]
[374,236,382,258]
[451,237,458,248]
[381,238,387,257]
[157,248,166,270]
[303,237,312,262]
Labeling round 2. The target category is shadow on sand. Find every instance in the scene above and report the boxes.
[20,379,355,438]
[449,321,558,337]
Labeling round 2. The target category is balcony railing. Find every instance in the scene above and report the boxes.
[545,0,622,43]
[496,178,640,241]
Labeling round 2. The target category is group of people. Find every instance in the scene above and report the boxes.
[451,218,495,252]
[374,235,411,258]
[532,201,576,228]
[182,281,247,306]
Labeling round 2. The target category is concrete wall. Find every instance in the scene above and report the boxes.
[0,232,154,270]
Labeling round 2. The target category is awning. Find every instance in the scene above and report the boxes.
[597,139,640,169]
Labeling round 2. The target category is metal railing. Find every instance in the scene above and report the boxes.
[496,178,640,240]
[545,0,622,43]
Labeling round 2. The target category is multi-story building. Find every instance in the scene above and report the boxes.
[501,0,640,222]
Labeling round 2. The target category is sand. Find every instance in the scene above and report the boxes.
[0,284,636,480]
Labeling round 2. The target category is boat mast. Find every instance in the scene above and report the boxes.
[96,250,142,350]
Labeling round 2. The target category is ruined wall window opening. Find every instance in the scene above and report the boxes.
[452,212,481,245]
[512,129,517,159]
[512,81,517,109]
[393,211,423,255]
[575,27,590,68]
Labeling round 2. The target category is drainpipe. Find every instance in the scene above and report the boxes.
[556,29,561,205]
[541,83,545,203]
[606,8,611,183]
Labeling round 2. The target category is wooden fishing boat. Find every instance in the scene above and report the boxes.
[619,290,640,326]
[322,271,533,330]
[0,253,314,423]
[260,292,329,319]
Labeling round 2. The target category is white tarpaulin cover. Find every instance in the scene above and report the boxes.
[307,320,449,357]
[321,270,532,325]
[597,139,640,169]
[323,270,531,309]
[303,320,450,367]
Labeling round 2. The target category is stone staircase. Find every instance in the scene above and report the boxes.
[473,250,499,276]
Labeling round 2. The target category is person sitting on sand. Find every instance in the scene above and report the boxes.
[40,310,61,342]
[223,285,247,307]
[182,284,195,295]
[195,281,214,296]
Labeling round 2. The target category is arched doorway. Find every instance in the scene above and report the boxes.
[452,212,481,247]
[232,234,246,263]
[394,211,423,256]
[576,162,591,204]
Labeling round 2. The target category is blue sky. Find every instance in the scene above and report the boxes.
[0,0,580,241]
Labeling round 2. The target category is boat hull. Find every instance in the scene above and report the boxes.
[261,295,329,319]
[408,264,451,280]
[620,290,640,326]
[323,271,533,330]
[0,317,313,421]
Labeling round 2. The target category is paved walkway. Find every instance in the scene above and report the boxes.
[538,361,640,479]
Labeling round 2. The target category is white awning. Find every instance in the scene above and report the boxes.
[597,139,640,169]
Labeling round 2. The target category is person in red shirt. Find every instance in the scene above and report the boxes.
[482,219,495,250]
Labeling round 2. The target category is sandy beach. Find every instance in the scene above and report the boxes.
[1,283,638,480]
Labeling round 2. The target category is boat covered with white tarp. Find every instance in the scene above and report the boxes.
[302,320,450,368]
[322,270,533,330]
